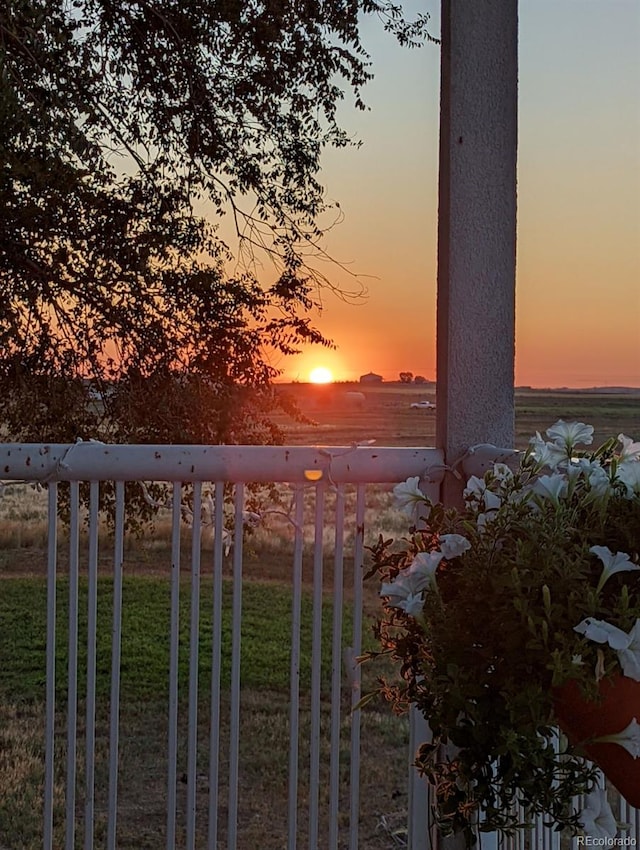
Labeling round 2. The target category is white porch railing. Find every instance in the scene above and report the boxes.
[1,442,639,849]
[0,442,443,850]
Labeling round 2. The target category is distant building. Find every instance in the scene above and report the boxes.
[359,372,383,384]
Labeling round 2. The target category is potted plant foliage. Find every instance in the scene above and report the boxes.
[367,421,640,845]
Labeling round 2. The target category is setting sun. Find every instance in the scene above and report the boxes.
[309,366,334,384]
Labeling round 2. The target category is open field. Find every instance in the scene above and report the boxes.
[0,491,408,847]
[0,578,405,849]
[1,388,639,847]
[272,383,640,449]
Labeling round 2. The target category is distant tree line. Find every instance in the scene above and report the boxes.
[399,373,430,384]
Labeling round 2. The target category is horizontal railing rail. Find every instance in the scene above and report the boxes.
[0,442,446,485]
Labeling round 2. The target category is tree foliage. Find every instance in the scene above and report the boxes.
[0,0,434,445]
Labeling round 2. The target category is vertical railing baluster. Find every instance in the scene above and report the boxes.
[208,481,225,850]
[348,484,366,850]
[166,482,182,850]
[408,707,430,850]
[44,482,58,850]
[328,484,346,850]
[227,484,245,850]
[308,481,326,850]
[84,481,100,850]
[106,481,125,850]
[478,818,499,850]
[65,481,80,850]
[287,485,305,850]
[186,482,203,850]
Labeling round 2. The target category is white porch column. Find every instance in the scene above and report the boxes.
[436,0,518,504]
[408,3,518,849]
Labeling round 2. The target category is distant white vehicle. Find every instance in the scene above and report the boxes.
[410,401,436,409]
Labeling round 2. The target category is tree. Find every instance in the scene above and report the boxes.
[399,372,414,384]
[0,0,435,447]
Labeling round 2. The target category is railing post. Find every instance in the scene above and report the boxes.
[413,0,519,847]
[408,708,431,850]
[436,0,518,504]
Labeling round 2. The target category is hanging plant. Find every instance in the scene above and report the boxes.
[366,421,640,845]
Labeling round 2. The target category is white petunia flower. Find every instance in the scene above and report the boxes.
[591,545,640,592]
[594,717,640,759]
[380,552,445,614]
[617,620,640,682]
[587,464,612,498]
[484,490,502,512]
[528,433,567,469]
[618,461,640,498]
[618,433,640,462]
[574,618,631,650]
[406,551,445,590]
[464,476,502,512]
[393,477,428,523]
[464,475,485,501]
[532,473,568,504]
[491,463,514,485]
[575,618,640,681]
[380,579,425,617]
[380,575,418,609]
[438,534,471,560]
[546,420,594,452]
[395,592,426,618]
[565,458,590,482]
[578,788,617,840]
[573,457,601,473]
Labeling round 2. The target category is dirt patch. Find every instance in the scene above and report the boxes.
[0,692,412,850]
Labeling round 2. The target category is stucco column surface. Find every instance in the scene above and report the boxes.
[436,0,518,506]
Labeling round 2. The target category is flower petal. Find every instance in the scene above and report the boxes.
[533,473,568,502]
[618,461,640,497]
[404,551,444,591]
[574,618,631,650]
[617,620,640,682]
[591,546,639,591]
[618,433,640,462]
[396,592,425,617]
[392,477,428,522]
[528,433,567,469]
[546,420,594,450]
[439,534,471,560]
[594,717,640,759]
[578,788,617,840]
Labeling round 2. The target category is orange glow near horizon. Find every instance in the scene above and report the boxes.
[309,366,334,384]
[274,5,640,391]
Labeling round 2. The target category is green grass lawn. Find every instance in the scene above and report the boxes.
[0,576,407,850]
[0,576,358,703]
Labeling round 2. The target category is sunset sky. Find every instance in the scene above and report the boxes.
[272,1,640,388]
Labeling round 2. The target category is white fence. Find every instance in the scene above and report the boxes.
[1,442,639,850]
[0,442,443,850]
